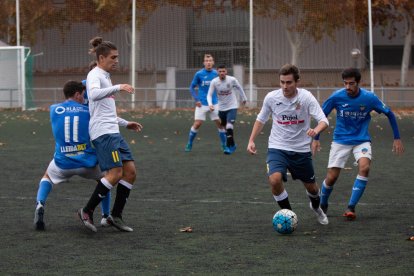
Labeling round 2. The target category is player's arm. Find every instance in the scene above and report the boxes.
[117,117,143,132]
[313,96,334,142]
[189,73,201,106]
[247,98,270,155]
[207,80,215,111]
[384,110,404,155]
[247,120,264,155]
[233,79,247,105]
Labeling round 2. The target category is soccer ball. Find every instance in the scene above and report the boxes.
[272,209,298,234]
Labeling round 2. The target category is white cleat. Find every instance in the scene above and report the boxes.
[309,202,329,225]
[100,216,111,227]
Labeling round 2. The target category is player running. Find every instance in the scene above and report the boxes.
[185,54,226,152]
[312,68,404,220]
[207,65,247,154]
[247,64,329,225]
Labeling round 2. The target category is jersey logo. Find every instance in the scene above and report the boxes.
[275,102,282,106]
[359,104,366,111]
[55,106,66,114]
[295,102,301,110]
[342,104,349,108]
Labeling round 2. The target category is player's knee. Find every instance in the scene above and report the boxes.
[107,167,123,184]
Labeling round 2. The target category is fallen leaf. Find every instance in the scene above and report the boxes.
[180,226,193,233]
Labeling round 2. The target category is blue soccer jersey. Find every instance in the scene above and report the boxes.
[190,68,218,106]
[322,88,391,145]
[81,79,89,105]
[50,100,98,169]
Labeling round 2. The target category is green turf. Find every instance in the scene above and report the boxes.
[0,109,413,275]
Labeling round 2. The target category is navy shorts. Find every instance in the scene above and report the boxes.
[266,148,316,183]
[219,108,237,126]
[92,133,134,171]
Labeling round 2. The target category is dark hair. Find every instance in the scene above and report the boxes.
[88,60,97,71]
[279,64,300,82]
[341,68,361,83]
[63,81,85,99]
[88,36,117,60]
[217,64,226,69]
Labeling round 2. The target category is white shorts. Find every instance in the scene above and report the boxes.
[194,105,219,121]
[46,159,104,185]
[327,142,372,168]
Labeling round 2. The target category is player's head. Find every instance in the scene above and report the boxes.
[203,54,214,70]
[63,81,85,103]
[217,65,227,80]
[342,68,361,97]
[279,64,300,98]
[89,37,118,72]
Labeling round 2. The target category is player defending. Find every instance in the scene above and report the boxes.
[34,81,110,230]
[247,64,329,225]
[312,68,404,220]
[185,54,226,152]
[78,37,142,232]
[207,65,247,154]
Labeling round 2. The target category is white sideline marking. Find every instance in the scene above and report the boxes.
[2,196,414,206]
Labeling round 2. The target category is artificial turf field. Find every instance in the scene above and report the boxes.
[0,109,413,275]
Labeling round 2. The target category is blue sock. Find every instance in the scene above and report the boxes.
[100,190,111,217]
[188,127,197,145]
[320,180,333,207]
[36,178,53,205]
[348,175,368,209]
[218,129,226,146]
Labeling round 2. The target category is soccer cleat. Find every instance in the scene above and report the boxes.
[228,144,237,153]
[320,204,328,214]
[223,146,231,155]
[309,202,329,225]
[221,144,227,151]
[77,208,97,232]
[185,143,192,152]
[343,209,356,220]
[34,204,45,231]
[107,215,133,232]
[100,216,110,227]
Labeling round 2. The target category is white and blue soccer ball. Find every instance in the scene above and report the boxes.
[272,209,298,234]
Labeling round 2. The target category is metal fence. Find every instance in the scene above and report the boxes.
[2,86,413,110]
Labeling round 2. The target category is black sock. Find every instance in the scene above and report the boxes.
[111,183,131,218]
[308,193,321,209]
[277,198,292,210]
[84,181,110,214]
[226,128,234,147]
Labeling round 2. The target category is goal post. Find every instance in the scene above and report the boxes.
[0,46,32,110]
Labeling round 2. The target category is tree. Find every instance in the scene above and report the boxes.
[372,0,414,87]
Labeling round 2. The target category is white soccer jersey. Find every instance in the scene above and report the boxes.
[86,66,121,140]
[257,88,328,152]
[207,76,247,111]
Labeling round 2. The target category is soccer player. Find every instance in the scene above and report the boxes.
[33,80,110,230]
[247,64,329,225]
[78,37,142,233]
[185,54,226,152]
[207,65,247,154]
[312,68,404,220]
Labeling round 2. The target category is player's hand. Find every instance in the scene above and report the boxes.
[120,84,134,94]
[392,139,404,155]
[195,101,202,108]
[311,140,321,156]
[247,141,257,155]
[242,100,246,106]
[209,105,215,111]
[306,128,318,137]
[127,122,143,132]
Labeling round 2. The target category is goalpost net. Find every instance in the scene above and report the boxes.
[0,46,33,110]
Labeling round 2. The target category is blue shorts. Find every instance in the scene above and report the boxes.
[266,148,316,183]
[219,109,237,126]
[92,133,134,171]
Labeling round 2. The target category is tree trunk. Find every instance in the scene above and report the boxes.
[400,12,413,87]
